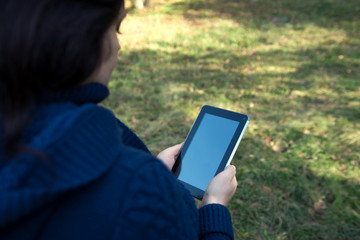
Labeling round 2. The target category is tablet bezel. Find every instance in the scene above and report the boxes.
[172,105,250,200]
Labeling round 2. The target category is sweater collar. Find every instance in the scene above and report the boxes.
[39,83,109,105]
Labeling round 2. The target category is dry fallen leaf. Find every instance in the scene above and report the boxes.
[262,185,272,192]
[272,145,280,152]
[265,136,271,145]
[313,199,325,213]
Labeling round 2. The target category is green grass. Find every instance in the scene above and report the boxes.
[104,0,360,239]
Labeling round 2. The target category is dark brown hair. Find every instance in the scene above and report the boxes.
[0,0,124,155]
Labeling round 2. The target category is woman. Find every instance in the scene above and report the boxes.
[0,0,238,239]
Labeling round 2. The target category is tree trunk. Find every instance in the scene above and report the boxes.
[144,0,150,7]
[131,0,150,9]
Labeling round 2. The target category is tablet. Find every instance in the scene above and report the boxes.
[172,105,250,200]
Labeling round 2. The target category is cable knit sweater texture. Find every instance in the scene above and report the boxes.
[0,83,234,240]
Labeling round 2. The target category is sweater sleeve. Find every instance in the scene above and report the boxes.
[112,158,234,240]
[199,204,234,240]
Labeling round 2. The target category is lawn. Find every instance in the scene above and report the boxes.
[103,0,360,239]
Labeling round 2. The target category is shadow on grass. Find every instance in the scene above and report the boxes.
[232,132,360,239]
[107,47,360,239]
[108,2,360,239]
[113,34,359,120]
[169,0,360,35]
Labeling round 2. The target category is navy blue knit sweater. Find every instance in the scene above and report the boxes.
[0,83,234,240]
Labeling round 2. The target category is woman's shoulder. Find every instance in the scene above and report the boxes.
[34,102,116,132]
[29,103,118,150]
[23,103,123,185]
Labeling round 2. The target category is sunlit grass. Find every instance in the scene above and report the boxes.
[105,0,360,239]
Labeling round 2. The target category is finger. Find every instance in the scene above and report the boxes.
[176,142,184,149]
[226,165,236,175]
[231,176,238,188]
[222,165,236,181]
[168,142,183,152]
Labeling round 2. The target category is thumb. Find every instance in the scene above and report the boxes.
[168,142,184,153]
[219,165,236,181]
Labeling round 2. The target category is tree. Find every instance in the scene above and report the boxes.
[131,0,150,9]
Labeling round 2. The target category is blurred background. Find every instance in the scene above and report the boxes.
[103,0,360,239]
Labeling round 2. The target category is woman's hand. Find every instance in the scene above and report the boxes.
[200,165,238,207]
[157,143,183,170]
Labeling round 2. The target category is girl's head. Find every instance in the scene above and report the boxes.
[0,0,125,153]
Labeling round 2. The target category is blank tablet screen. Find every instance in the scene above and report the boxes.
[177,113,239,191]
